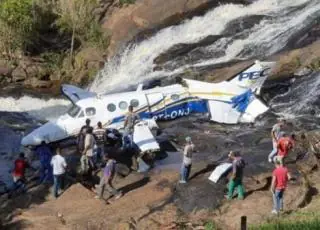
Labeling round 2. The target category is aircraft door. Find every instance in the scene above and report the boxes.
[145,93,166,120]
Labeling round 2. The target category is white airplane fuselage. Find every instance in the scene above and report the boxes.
[21,61,276,146]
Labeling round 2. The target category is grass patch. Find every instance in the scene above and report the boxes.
[250,218,320,230]
[120,0,135,6]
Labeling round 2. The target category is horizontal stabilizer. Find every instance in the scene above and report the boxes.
[61,85,96,103]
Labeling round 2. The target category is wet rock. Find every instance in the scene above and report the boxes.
[222,14,270,35]
[154,35,223,65]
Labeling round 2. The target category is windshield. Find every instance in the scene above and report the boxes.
[67,104,81,117]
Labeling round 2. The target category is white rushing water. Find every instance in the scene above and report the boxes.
[90,0,320,93]
[0,96,70,121]
[270,72,320,119]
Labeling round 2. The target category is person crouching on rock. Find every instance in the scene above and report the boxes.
[179,136,195,184]
[270,158,291,214]
[95,154,122,201]
[51,147,67,198]
[226,151,245,200]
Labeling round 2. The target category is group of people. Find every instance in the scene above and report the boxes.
[9,105,140,201]
[76,105,140,201]
[268,119,295,214]
[10,142,67,199]
[10,103,296,212]
[178,118,296,215]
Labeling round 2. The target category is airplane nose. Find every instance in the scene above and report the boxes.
[21,121,67,146]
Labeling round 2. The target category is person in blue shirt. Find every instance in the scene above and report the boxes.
[35,141,53,184]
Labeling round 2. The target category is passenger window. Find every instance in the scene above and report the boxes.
[119,101,128,110]
[107,103,116,112]
[85,107,96,116]
[78,111,84,118]
[130,99,139,107]
[171,94,180,101]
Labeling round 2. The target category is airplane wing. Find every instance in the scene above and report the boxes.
[133,119,160,153]
[61,84,97,103]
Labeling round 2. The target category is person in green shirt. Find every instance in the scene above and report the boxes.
[226,151,245,200]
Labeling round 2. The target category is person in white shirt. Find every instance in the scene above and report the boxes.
[268,119,286,163]
[179,136,195,184]
[50,147,67,198]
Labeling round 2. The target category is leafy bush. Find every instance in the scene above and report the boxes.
[0,0,35,53]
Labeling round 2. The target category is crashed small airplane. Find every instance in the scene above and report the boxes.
[21,60,276,153]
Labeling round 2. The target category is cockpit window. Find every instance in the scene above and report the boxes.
[67,104,81,117]
[85,107,96,116]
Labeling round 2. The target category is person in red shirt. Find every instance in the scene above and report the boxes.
[275,133,295,165]
[11,153,31,193]
[270,159,291,214]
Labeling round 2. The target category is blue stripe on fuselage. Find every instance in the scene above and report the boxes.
[110,98,231,125]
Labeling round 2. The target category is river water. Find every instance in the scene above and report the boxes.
[0,0,319,194]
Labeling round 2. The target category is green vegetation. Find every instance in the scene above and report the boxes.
[250,219,320,230]
[0,0,114,84]
[120,0,136,6]
[204,220,218,230]
[0,0,36,54]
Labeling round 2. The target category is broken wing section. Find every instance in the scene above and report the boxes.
[61,84,97,103]
[133,119,160,153]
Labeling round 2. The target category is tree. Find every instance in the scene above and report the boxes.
[0,0,35,54]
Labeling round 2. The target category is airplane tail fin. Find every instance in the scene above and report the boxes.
[229,60,276,95]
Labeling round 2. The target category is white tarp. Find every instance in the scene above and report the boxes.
[133,121,160,153]
[208,101,241,124]
[208,163,233,183]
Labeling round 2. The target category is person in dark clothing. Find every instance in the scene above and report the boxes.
[78,119,92,152]
[95,154,122,201]
[226,151,245,200]
[35,141,53,184]
[93,121,106,165]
